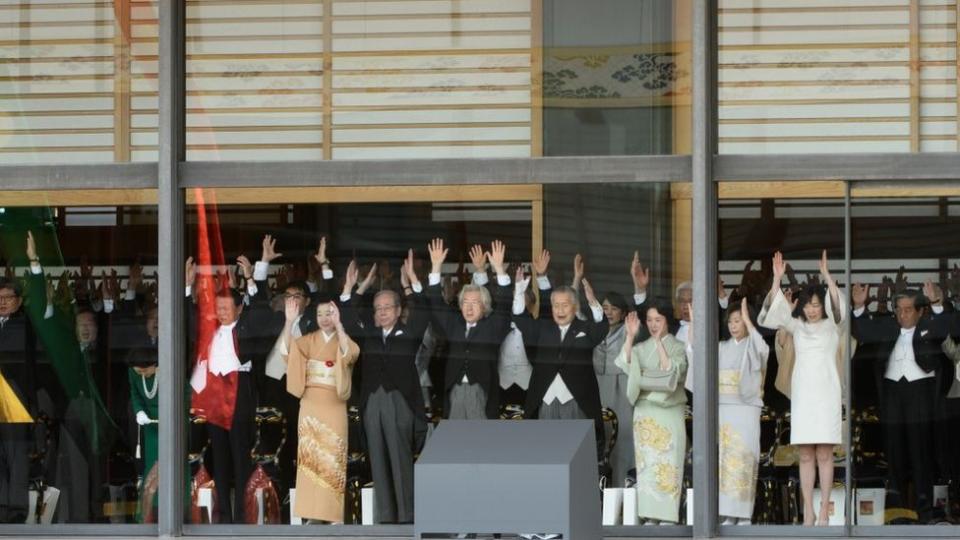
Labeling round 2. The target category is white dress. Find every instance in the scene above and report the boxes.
[758,289,845,445]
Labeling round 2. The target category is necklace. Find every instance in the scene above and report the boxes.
[142,374,158,399]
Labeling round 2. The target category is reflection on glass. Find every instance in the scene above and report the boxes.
[717,196,846,526]
[182,183,689,526]
[718,1,954,154]
[850,195,960,525]
[542,0,690,156]
[185,0,690,160]
[0,201,159,523]
[2,1,159,163]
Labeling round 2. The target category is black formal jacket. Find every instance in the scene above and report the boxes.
[513,285,609,444]
[852,309,952,409]
[340,289,430,427]
[0,309,37,415]
[426,279,512,419]
[187,279,275,400]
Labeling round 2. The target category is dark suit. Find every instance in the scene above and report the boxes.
[189,280,273,524]
[513,285,609,454]
[340,289,429,523]
[0,310,36,523]
[426,279,512,419]
[852,309,951,519]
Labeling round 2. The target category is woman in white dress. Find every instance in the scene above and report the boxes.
[758,250,845,526]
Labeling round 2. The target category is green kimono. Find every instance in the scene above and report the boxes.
[129,368,158,520]
[615,334,688,523]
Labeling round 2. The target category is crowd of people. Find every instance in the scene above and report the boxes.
[2,229,960,527]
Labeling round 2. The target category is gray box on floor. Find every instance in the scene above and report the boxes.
[414,420,600,540]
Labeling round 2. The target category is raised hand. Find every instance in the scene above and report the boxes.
[261,234,282,263]
[26,231,38,262]
[740,297,754,332]
[329,301,343,331]
[55,270,71,309]
[624,311,641,338]
[515,264,526,285]
[402,249,419,286]
[818,249,834,285]
[718,274,727,300]
[185,256,197,287]
[400,263,411,290]
[283,294,299,322]
[468,243,486,274]
[893,266,909,294]
[631,251,650,292]
[343,260,359,294]
[851,282,869,309]
[315,236,328,265]
[357,262,378,295]
[236,255,253,280]
[128,259,144,293]
[100,269,119,301]
[428,238,448,274]
[533,249,550,276]
[572,253,584,287]
[771,251,786,283]
[783,288,798,310]
[582,277,598,307]
[923,279,942,305]
[488,240,507,276]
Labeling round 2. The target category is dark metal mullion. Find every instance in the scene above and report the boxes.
[157,0,186,536]
[844,181,853,532]
[692,0,719,538]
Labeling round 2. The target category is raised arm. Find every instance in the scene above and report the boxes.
[401,248,430,339]
[425,238,457,333]
[580,277,609,345]
[630,251,650,316]
[533,249,552,319]
[818,249,844,324]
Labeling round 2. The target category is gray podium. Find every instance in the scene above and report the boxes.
[414,420,600,540]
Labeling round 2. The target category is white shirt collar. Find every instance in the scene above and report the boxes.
[219,320,238,332]
[900,326,916,337]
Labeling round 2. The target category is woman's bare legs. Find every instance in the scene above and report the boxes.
[815,444,835,525]
[797,444,817,526]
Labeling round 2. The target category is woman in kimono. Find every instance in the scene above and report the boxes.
[285,296,360,524]
[758,250,845,527]
[689,298,769,525]
[593,291,632,486]
[615,299,687,524]
[127,347,158,522]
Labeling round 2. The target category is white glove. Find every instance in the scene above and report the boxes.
[136,411,151,426]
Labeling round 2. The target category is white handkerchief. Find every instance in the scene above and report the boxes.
[575,331,587,338]
[921,329,929,337]
[190,360,208,393]
[395,330,404,336]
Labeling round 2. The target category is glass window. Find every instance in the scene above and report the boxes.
[0,1,160,163]
[181,182,691,529]
[719,0,954,154]
[850,187,960,526]
[184,0,691,161]
[0,190,159,525]
[715,188,847,527]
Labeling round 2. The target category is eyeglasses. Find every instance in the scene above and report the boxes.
[0,294,19,303]
[283,293,306,299]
